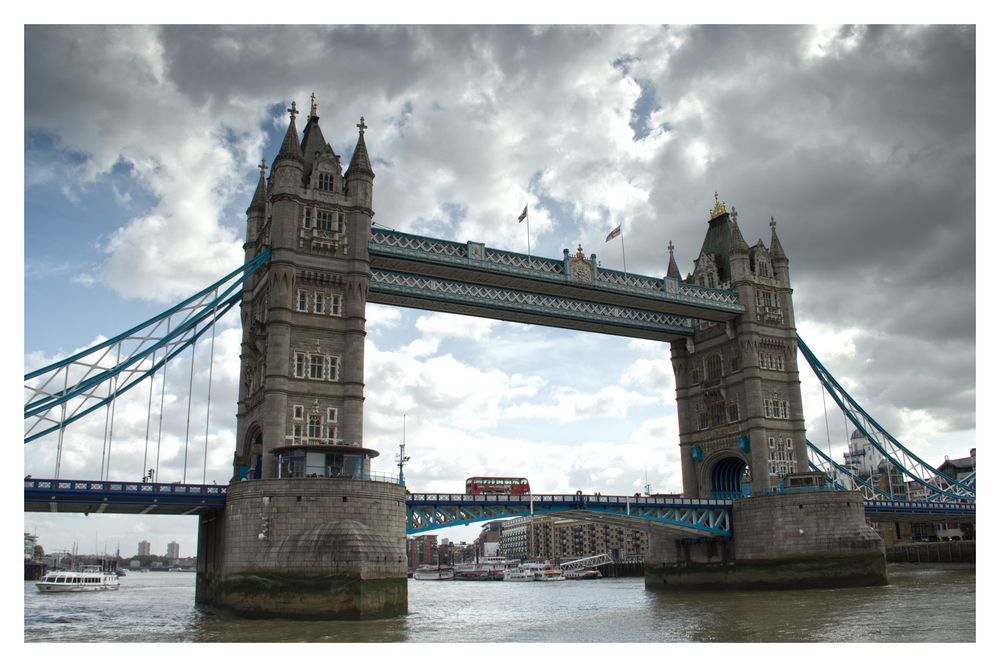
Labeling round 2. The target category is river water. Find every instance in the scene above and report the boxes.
[24,564,974,643]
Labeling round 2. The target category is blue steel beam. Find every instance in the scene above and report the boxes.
[798,336,974,501]
[405,493,734,537]
[24,478,228,515]
[370,268,696,340]
[24,249,272,443]
[369,229,744,325]
[24,481,974,525]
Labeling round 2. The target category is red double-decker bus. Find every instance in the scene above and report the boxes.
[465,476,531,495]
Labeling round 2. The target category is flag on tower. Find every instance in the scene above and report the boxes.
[518,206,528,223]
[605,225,622,242]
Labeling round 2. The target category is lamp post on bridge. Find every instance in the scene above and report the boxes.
[396,414,410,487]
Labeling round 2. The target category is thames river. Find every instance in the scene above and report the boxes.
[24,564,974,643]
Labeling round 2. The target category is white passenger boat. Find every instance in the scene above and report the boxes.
[412,565,455,581]
[36,565,120,593]
[565,568,602,580]
[503,562,565,581]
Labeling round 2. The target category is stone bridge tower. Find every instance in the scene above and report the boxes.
[234,98,374,480]
[197,97,407,620]
[671,195,807,498]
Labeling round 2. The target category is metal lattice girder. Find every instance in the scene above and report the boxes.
[370,268,697,339]
[24,249,271,443]
[368,229,744,328]
[24,478,228,515]
[797,336,974,501]
[405,493,733,536]
[807,439,896,501]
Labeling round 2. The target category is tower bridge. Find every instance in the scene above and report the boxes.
[24,97,975,619]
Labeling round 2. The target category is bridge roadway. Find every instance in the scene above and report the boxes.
[24,479,975,537]
[367,229,744,342]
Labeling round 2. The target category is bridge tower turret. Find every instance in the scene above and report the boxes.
[233,99,375,480]
[671,195,807,498]
[200,97,406,620]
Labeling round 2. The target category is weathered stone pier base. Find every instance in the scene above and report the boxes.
[196,478,407,619]
[645,490,887,590]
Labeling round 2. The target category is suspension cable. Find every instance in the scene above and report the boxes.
[182,337,197,484]
[154,315,170,484]
[100,344,122,481]
[142,350,157,481]
[55,366,68,479]
[202,297,218,484]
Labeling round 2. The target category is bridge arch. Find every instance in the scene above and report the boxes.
[705,453,749,500]
[237,424,263,480]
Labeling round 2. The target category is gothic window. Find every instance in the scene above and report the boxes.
[327,408,338,423]
[317,210,334,231]
[709,401,726,427]
[329,295,342,316]
[294,352,307,378]
[313,292,325,314]
[706,354,723,380]
[292,423,303,441]
[727,401,740,423]
[768,437,776,449]
[309,354,325,380]
[764,399,790,419]
[302,208,312,229]
[698,410,709,430]
[296,289,309,312]
[327,356,339,382]
[318,172,334,192]
[307,415,322,439]
[292,405,304,420]
[326,423,338,442]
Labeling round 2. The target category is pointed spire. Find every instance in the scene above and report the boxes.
[729,206,749,255]
[667,241,682,280]
[247,158,268,213]
[346,116,374,179]
[275,101,303,163]
[309,92,318,119]
[769,216,788,261]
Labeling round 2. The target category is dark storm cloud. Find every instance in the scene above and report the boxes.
[25,24,975,454]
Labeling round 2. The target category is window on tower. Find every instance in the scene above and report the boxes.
[309,354,325,380]
[318,172,334,192]
[317,210,334,231]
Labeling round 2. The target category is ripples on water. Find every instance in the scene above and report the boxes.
[24,564,974,643]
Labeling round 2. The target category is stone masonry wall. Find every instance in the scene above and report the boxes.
[733,490,882,561]
[221,477,406,578]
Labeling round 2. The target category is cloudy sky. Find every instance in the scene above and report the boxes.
[20,23,977,556]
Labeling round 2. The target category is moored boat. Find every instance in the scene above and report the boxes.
[413,565,455,581]
[564,568,602,580]
[502,561,565,581]
[454,556,509,581]
[35,565,120,593]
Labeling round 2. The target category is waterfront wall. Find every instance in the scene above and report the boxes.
[886,540,975,564]
[645,490,887,590]
[196,478,407,619]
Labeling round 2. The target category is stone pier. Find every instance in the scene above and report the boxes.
[645,490,887,590]
[196,478,407,619]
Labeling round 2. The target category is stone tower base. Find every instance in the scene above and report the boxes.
[196,478,408,619]
[645,490,887,590]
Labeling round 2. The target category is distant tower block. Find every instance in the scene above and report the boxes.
[196,98,407,620]
[670,196,805,499]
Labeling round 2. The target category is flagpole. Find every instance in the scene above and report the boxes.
[620,222,627,276]
[526,209,531,262]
